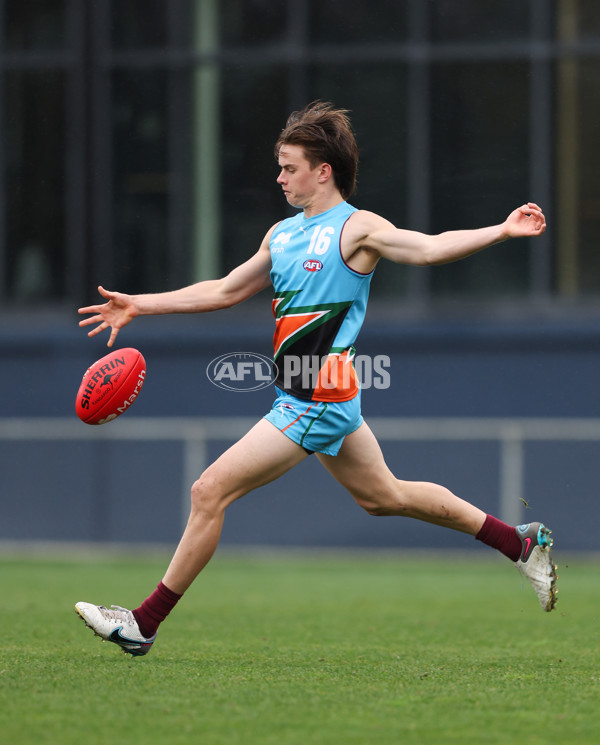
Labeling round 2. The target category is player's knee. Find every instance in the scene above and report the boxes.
[189,470,226,516]
[363,503,390,517]
[362,501,402,517]
[356,480,410,517]
[355,491,393,516]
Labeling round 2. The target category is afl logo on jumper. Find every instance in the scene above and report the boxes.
[303,259,323,272]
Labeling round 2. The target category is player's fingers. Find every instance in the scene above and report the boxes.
[519,204,539,215]
[524,205,545,220]
[524,206,543,217]
[87,322,108,338]
[519,204,545,226]
[525,209,546,233]
[78,313,103,326]
[78,304,102,315]
[98,285,116,299]
[107,327,119,347]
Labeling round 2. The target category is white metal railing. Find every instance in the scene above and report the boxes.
[2,416,600,528]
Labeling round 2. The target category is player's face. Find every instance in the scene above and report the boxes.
[277,145,323,209]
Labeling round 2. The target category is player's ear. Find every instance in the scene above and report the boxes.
[317,163,332,183]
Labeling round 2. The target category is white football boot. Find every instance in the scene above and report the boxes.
[514,522,558,612]
[75,602,156,656]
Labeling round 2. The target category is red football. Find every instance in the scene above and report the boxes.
[75,347,147,425]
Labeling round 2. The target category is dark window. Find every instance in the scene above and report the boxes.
[110,0,168,50]
[220,0,287,48]
[430,61,530,298]
[309,1,409,44]
[5,70,66,303]
[569,60,600,295]
[4,0,66,51]
[574,0,600,40]
[112,70,169,293]
[431,0,532,42]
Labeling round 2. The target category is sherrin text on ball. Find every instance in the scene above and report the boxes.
[75,347,146,425]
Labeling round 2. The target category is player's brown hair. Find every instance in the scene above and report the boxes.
[274,101,359,200]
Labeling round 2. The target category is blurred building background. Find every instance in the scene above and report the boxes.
[1,0,600,551]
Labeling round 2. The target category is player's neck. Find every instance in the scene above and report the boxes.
[303,191,344,219]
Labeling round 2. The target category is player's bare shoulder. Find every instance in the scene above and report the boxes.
[254,222,281,264]
[341,210,395,274]
[262,221,282,248]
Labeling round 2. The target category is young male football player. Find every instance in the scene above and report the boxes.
[75,102,555,656]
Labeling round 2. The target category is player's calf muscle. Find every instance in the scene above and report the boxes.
[392,480,485,533]
[356,479,475,527]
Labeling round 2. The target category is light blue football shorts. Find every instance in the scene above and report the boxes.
[263,388,364,456]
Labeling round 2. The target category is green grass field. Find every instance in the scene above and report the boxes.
[1,550,599,745]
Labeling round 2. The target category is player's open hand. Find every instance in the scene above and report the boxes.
[78,285,138,347]
[504,202,546,239]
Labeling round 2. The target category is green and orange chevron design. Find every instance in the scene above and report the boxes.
[272,290,353,361]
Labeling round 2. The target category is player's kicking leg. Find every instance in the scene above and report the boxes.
[75,419,309,655]
[316,420,557,611]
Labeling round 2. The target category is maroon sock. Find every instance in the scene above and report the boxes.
[133,581,182,638]
[475,514,522,562]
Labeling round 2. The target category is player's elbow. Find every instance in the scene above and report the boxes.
[212,290,239,310]
[404,247,438,267]
[413,243,456,267]
[398,238,442,267]
[214,270,269,309]
[418,237,450,266]
[412,252,436,267]
[215,286,258,310]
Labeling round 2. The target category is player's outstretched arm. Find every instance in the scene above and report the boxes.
[358,202,546,267]
[78,228,274,347]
